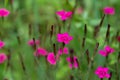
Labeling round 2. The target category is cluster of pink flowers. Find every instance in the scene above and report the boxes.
[0,8,10,17]
[96,45,115,79]
[95,66,110,79]
[56,10,72,21]
[99,45,114,57]
[0,40,7,64]
[57,32,73,44]
[103,7,115,15]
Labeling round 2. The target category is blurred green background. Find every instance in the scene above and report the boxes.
[0,0,120,80]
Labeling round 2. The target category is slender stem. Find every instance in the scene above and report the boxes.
[100,78,103,80]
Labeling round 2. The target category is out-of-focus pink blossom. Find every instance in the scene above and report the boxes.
[28,39,40,46]
[58,47,69,55]
[0,40,5,49]
[117,36,120,42]
[76,7,83,14]
[34,47,47,56]
[103,7,115,15]
[0,53,7,64]
[99,45,114,57]
[66,56,79,69]
[57,32,73,44]
[95,66,110,79]
[47,53,56,65]
[0,8,10,17]
[56,10,72,21]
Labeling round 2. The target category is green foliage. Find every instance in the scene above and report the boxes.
[0,0,120,80]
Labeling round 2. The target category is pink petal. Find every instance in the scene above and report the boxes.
[103,67,109,72]
[105,74,110,78]
[104,45,114,53]
[56,10,65,16]
[47,53,56,65]
[69,64,73,69]
[58,48,63,55]
[37,47,47,56]
[65,11,72,17]
[0,53,7,64]
[61,16,67,21]
[69,36,73,41]
[74,62,78,68]
[0,41,5,49]
[63,47,68,54]
[0,8,10,17]
[103,7,115,15]
[66,57,71,62]
[99,50,107,56]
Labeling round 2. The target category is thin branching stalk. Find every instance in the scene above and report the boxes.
[68,0,78,31]
[86,42,99,80]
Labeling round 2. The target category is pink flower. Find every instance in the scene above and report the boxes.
[0,40,5,49]
[58,47,69,55]
[28,39,40,46]
[47,53,56,65]
[66,56,79,69]
[117,36,120,42]
[103,7,115,15]
[56,10,72,20]
[0,8,10,17]
[99,45,114,57]
[95,66,110,79]
[0,53,7,64]
[57,32,73,44]
[34,47,47,56]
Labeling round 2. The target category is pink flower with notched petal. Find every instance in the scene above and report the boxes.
[56,10,72,21]
[66,56,79,69]
[104,45,114,54]
[95,66,110,79]
[99,50,108,57]
[47,53,56,65]
[103,7,115,15]
[28,39,40,46]
[0,41,5,49]
[34,47,47,56]
[0,8,10,17]
[0,53,7,64]
[99,45,114,57]
[57,32,73,44]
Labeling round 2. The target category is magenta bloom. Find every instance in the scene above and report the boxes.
[66,56,79,69]
[117,36,120,42]
[0,53,7,64]
[28,39,40,46]
[99,45,114,56]
[47,53,56,65]
[103,7,115,15]
[56,10,72,20]
[0,8,10,17]
[34,47,47,56]
[0,41,5,49]
[58,47,69,55]
[57,32,73,44]
[95,66,110,79]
